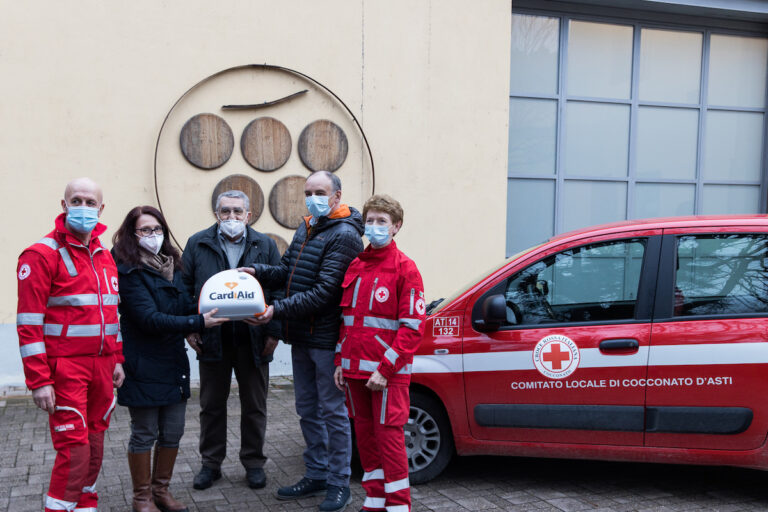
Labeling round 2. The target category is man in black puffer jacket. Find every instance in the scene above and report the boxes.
[243,171,363,512]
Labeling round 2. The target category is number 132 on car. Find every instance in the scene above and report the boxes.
[433,316,460,336]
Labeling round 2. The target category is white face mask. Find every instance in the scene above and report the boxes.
[220,219,246,239]
[137,233,164,255]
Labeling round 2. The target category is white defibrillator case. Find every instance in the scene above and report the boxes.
[198,269,266,320]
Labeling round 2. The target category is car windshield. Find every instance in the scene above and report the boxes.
[430,244,542,315]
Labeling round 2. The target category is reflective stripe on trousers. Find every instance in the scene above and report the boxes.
[45,494,77,511]
[54,405,87,429]
[380,388,388,424]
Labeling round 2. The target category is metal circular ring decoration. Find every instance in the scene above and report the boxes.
[241,116,292,172]
[298,119,348,172]
[179,113,234,169]
[154,64,376,249]
[269,175,308,229]
[210,174,264,225]
[265,233,289,255]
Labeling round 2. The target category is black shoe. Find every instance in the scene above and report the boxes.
[193,466,222,490]
[246,467,267,489]
[318,485,351,512]
[276,477,327,500]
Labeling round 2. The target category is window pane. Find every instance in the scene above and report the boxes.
[567,21,633,99]
[702,111,764,181]
[508,98,557,176]
[564,102,629,177]
[639,28,702,104]
[634,183,695,218]
[636,107,699,180]
[562,180,627,232]
[675,234,768,316]
[504,238,646,325]
[510,14,560,95]
[507,179,555,256]
[708,34,768,108]
[701,185,761,214]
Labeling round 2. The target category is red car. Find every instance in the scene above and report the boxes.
[406,215,768,483]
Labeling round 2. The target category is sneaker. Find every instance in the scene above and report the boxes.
[318,485,351,512]
[276,477,327,500]
[192,466,222,490]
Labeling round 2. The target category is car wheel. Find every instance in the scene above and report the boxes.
[406,390,454,484]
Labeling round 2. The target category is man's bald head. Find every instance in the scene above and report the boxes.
[61,177,105,221]
[64,177,103,205]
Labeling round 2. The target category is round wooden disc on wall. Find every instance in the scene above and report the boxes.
[241,117,292,172]
[269,175,308,229]
[210,174,264,225]
[298,120,348,172]
[265,233,289,255]
[180,113,234,170]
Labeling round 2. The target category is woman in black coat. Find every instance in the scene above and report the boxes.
[112,206,227,512]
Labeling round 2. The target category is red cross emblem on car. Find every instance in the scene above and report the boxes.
[542,343,571,370]
[533,334,580,379]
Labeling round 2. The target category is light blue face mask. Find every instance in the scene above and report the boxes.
[66,205,100,234]
[305,195,331,219]
[365,224,391,248]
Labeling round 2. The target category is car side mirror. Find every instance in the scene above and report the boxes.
[474,294,506,332]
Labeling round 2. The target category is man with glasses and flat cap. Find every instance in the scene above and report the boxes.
[182,190,282,491]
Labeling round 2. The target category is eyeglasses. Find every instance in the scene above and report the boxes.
[135,227,164,236]
[218,207,246,217]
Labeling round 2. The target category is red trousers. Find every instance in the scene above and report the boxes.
[44,355,116,512]
[345,379,411,512]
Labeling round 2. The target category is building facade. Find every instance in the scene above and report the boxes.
[1,0,766,384]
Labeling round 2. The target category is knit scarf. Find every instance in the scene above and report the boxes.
[140,251,174,281]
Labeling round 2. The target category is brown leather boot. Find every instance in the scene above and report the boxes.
[128,451,161,512]
[152,446,188,512]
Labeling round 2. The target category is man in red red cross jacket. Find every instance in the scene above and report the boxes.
[16,178,124,512]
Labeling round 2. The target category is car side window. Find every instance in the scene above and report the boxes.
[503,238,646,326]
[674,234,768,316]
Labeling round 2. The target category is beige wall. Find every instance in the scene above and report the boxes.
[0,1,510,328]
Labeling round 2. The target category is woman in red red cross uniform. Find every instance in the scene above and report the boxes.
[334,194,426,512]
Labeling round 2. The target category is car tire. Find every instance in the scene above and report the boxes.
[407,390,454,484]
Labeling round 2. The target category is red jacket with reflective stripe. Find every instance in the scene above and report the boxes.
[334,241,426,386]
[16,214,122,390]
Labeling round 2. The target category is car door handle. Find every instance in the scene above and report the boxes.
[599,338,639,351]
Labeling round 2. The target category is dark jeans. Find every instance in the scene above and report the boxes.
[292,344,352,487]
[127,401,186,453]
[199,339,269,470]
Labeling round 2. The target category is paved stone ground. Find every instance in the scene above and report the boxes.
[2,378,768,511]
